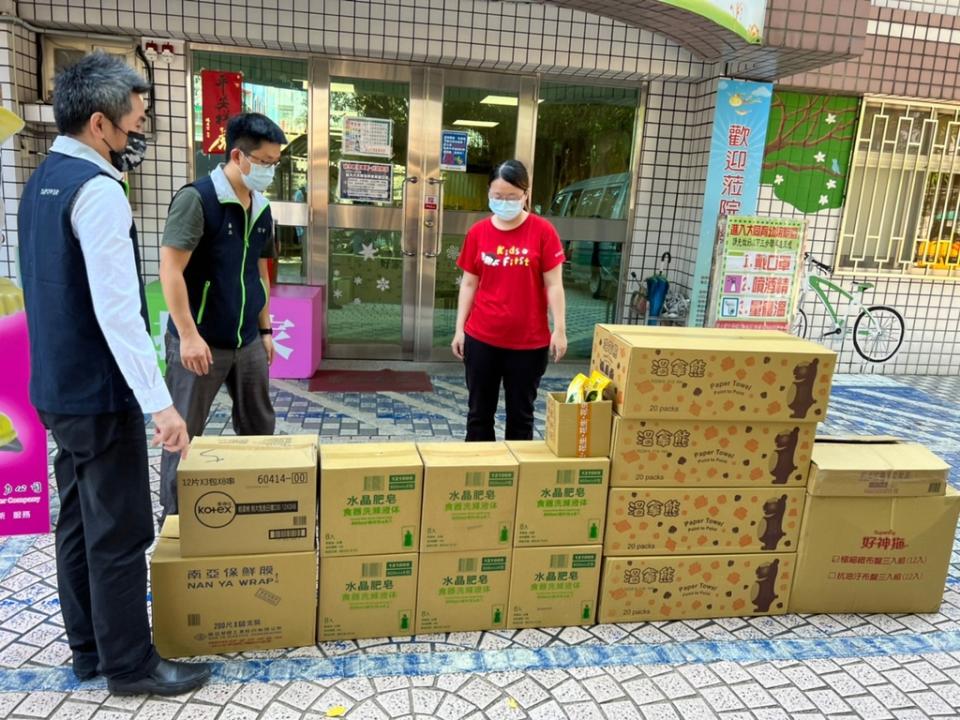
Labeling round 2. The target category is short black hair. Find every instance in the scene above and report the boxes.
[53,52,150,135]
[226,112,287,154]
[488,160,529,192]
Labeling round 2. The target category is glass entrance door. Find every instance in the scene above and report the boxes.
[312,61,537,360]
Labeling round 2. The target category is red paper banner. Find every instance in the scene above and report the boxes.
[201,70,242,156]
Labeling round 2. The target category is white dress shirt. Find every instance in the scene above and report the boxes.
[49,135,172,414]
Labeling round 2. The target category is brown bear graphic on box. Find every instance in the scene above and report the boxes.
[750,558,780,613]
[787,358,819,419]
[758,494,788,550]
[769,427,800,485]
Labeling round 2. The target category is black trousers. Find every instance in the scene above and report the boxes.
[39,408,159,682]
[463,333,549,441]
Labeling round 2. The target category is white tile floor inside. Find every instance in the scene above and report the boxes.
[0,371,958,719]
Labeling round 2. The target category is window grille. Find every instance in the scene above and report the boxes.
[838,96,960,279]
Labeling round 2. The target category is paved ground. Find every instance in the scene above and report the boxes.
[0,370,958,719]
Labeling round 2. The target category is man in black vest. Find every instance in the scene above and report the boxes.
[18,53,211,695]
[158,113,285,524]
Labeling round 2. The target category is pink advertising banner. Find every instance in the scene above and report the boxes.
[0,280,49,536]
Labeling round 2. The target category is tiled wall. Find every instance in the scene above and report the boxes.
[872,0,960,15]
[0,20,42,282]
[18,0,707,81]
[2,0,706,290]
[4,0,960,374]
[625,78,717,316]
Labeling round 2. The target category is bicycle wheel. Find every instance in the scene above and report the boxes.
[853,305,905,362]
[791,308,808,339]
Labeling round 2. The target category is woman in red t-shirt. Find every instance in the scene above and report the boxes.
[452,160,567,441]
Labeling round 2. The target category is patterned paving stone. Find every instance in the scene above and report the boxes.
[0,375,958,718]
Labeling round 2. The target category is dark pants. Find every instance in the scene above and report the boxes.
[463,333,549,441]
[159,333,275,524]
[39,409,159,682]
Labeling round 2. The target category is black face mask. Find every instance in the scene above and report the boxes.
[104,122,148,172]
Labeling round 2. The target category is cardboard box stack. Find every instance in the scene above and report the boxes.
[151,435,319,657]
[589,325,837,623]
[317,442,423,641]
[791,437,960,614]
[506,441,608,628]
[415,442,518,633]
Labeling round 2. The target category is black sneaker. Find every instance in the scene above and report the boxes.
[107,659,212,696]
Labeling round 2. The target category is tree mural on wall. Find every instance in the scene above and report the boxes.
[761,91,860,214]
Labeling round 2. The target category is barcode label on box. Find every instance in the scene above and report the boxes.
[458,558,478,573]
[364,476,385,491]
[362,563,383,578]
[556,470,574,485]
[268,528,307,540]
[550,554,569,569]
[293,515,307,527]
[465,473,483,487]
[187,614,201,627]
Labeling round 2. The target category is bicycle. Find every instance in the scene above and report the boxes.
[792,253,905,363]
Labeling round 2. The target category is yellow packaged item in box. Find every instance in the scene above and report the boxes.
[565,373,589,403]
[544,392,612,458]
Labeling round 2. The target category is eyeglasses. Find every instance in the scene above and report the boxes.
[488,193,525,202]
[243,152,281,169]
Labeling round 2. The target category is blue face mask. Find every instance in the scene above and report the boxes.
[489,197,524,222]
[241,154,276,192]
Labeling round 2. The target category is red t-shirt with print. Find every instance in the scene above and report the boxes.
[456,214,565,350]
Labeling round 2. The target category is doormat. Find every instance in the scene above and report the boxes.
[308,369,434,393]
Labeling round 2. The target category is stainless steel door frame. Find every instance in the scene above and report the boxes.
[316,60,424,360]
[418,70,540,361]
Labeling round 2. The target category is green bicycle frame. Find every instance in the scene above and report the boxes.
[807,275,851,325]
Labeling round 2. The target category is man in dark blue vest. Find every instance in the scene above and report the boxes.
[18,53,211,695]
[158,113,285,524]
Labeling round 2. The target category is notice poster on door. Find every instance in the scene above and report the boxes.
[440,130,469,172]
[339,161,393,202]
[342,116,393,158]
[708,216,806,331]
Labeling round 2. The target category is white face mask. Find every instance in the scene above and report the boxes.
[241,153,276,192]
[489,197,524,222]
